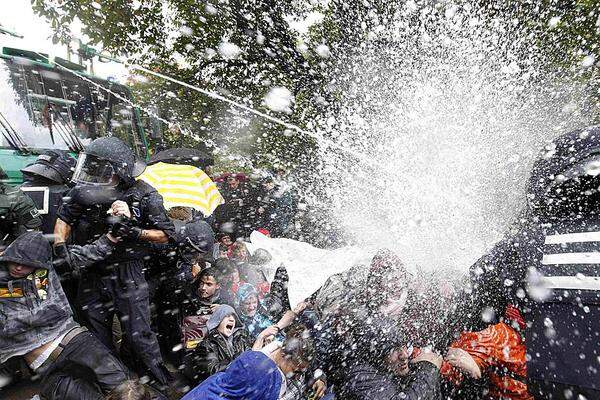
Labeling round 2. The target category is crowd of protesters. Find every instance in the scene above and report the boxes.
[4,132,593,400]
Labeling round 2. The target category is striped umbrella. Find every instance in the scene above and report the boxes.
[139,162,224,216]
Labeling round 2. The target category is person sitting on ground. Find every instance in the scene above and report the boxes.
[216,232,234,258]
[228,241,251,263]
[181,323,316,400]
[180,267,229,350]
[239,248,273,289]
[0,231,130,400]
[184,304,278,384]
[341,324,443,400]
[212,258,241,306]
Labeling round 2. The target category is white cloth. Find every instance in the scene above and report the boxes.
[246,231,375,305]
[29,331,68,371]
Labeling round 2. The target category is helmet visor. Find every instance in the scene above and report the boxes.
[71,153,116,186]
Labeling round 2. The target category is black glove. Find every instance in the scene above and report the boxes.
[111,219,142,241]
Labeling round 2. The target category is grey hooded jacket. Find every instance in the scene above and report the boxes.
[0,231,115,363]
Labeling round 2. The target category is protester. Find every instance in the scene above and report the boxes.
[216,232,235,258]
[0,231,130,400]
[183,304,254,383]
[239,248,273,290]
[215,173,252,236]
[343,346,443,400]
[228,241,251,263]
[235,283,277,338]
[211,258,240,306]
[153,218,216,362]
[181,323,315,400]
[179,267,229,350]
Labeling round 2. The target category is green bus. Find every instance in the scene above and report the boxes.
[0,46,152,185]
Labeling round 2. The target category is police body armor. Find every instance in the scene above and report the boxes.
[65,180,159,263]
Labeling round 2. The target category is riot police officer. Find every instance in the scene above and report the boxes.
[20,150,76,234]
[53,137,176,387]
[0,179,42,249]
[455,126,600,399]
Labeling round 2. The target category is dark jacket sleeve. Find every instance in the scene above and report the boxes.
[345,364,402,399]
[190,336,231,380]
[56,187,84,225]
[143,192,176,241]
[444,233,521,340]
[399,362,441,400]
[67,235,116,268]
[346,363,441,400]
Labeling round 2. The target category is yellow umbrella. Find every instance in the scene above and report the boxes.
[139,162,224,216]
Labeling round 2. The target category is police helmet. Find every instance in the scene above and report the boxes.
[21,150,76,184]
[71,137,145,186]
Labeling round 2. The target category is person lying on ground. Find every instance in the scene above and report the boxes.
[340,325,443,400]
[0,231,130,400]
[181,323,316,400]
[441,304,533,400]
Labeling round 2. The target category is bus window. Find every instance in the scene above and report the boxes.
[0,58,84,151]
[92,83,145,155]
[62,77,100,145]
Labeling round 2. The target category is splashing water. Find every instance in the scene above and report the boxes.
[308,4,595,272]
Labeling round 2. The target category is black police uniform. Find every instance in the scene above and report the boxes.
[57,179,175,385]
[456,127,600,399]
[20,150,76,235]
[0,182,42,247]
[56,136,175,386]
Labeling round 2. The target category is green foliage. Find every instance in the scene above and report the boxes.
[32,0,600,168]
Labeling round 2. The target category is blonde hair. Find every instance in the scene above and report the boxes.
[167,206,193,222]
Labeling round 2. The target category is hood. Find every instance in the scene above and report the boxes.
[527,125,600,217]
[190,351,282,400]
[206,304,241,332]
[236,283,258,305]
[0,231,52,271]
[364,249,409,309]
